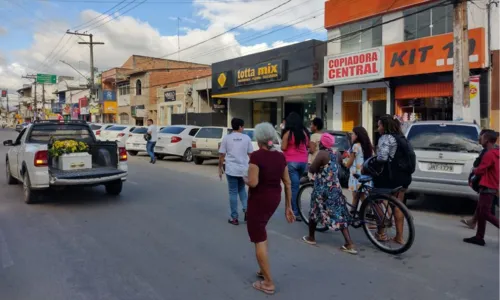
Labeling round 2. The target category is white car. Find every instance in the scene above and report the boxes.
[242,128,281,152]
[191,126,231,165]
[90,123,115,138]
[4,120,128,204]
[98,125,136,145]
[154,125,200,162]
[125,127,148,156]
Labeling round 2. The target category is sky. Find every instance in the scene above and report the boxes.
[0,0,326,104]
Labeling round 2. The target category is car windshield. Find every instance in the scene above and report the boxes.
[330,133,350,151]
[243,129,279,144]
[107,126,126,131]
[132,127,148,134]
[196,128,223,139]
[160,126,185,134]
[407,124,482,153]
[90,124,102,130]
[27,124,93,144]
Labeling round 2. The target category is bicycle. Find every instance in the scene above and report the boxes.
[297,173,415,255]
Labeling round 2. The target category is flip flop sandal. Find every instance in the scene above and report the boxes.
[256,271,264,279]
[375,232,389,242]
[252,281,275,295]
[341,245,358,255]
[460,219,475,229]
[390,237,406,245]
[302,236,317,245]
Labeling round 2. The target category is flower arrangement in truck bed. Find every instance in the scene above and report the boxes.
[48,140,89,157]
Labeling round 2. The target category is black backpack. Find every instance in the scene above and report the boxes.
[391,134,416,174]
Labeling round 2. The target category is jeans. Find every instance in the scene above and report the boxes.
[146,141,156,161]
[226,174,248,220]
[288,162,307,216]
[476,192,499,239]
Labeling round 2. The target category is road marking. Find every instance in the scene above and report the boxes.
[128,180,139,185]
[0,229,14,269]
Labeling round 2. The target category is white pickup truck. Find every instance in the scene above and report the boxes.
[4,120,128,204]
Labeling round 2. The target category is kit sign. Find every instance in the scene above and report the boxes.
[235,60,284,86]
[324,47,384,85]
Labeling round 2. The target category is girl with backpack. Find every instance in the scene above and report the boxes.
[343,126,374,214]
[372,115,414,245]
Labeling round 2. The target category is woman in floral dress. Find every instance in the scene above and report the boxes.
[302,134,357,254]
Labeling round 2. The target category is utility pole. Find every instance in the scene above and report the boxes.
[66,31,104,112]
[42,83,46,119]
[452,0,470,121]
[22,74,37,121]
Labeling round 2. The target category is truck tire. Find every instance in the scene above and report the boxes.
[23,172,39,204]
[105,180,123,196]
[127,151,138,156]
[6,159,17,185]
[194,156,204,165]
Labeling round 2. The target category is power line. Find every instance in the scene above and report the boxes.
[86,0,148,32]
[34,0,271,3]
[133,0,454,90]
[72,0,128,31]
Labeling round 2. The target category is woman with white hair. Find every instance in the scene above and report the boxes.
[245,122,295,295]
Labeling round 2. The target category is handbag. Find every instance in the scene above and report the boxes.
[144,133,152,141]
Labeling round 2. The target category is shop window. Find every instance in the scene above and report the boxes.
[118,83,130,96]
[339,17,382,53]
[404,3,453,41]
[136,80,142,96]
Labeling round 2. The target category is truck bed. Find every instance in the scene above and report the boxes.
[50,167,126,180]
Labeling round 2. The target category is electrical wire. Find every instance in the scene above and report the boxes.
[131,0,454,90]
[72,0,128,31]
[86,0,148,32]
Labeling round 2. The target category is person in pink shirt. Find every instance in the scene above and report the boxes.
[281,112,309,220]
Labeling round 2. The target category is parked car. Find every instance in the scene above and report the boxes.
[90,123,115,138]
[405,121,482,200]
[191,126,231,165]
[242,128,281,152]
[154,125,200,162]
[3,120,128,204]
[125,127,148,156]
[98,125,136,145]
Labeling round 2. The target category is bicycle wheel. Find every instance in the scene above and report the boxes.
[359,194,415,255]
[297,182,329,232]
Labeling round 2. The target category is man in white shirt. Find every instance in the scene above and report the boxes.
[219,118,253,225]
[146,119,158,164]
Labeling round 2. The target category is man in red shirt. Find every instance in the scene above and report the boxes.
[464,130,499,246]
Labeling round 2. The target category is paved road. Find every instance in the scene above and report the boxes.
[0,129,498,300]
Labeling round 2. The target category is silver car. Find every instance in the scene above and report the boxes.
[405,121,482,200]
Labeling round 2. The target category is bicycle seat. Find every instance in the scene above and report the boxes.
[357,175,372,183]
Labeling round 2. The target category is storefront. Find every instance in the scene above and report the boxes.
[102,101,118,123]
[211,40,327,128]
[322,47,389,139]
[385,27,486,123]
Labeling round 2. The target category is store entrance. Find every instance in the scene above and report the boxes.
[396,97,453,121]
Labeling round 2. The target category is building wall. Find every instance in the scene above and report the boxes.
[491,50,500,132]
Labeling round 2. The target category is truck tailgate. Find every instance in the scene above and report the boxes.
[49,167,126,185]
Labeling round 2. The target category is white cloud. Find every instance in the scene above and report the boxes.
[1,3,323,91]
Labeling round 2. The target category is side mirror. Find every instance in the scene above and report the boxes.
[3,140,14,146]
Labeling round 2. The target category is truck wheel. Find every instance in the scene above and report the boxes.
[105,180,123,196]
[23,172,39,204]
[6,159,17,185]
[194,156,204,165]
[182,148,193,162]
[127,151,138,156]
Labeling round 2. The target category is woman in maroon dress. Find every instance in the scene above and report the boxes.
[245,122,295,295]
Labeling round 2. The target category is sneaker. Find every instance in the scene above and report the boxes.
[228,218,239,226]
[463,236,485,246]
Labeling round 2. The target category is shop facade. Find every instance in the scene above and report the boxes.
[211,40,327,128]
[384,27,486,125]
[322,47,389,140]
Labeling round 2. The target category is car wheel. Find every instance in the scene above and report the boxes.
[128,150,138,156]
[182,148,193,162]
[23,172,39,204]
[193,156,204,165]
[156,154,165,160]
[105,180,123,196]
[6,159,17,185]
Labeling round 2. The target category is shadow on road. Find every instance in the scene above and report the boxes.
[407,195,477,216]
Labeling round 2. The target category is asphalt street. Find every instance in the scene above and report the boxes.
[0,129,498,300]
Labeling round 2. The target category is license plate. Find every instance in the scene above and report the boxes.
[428,163,454,172]
[134,143,141,147]
[201,151,211,155]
